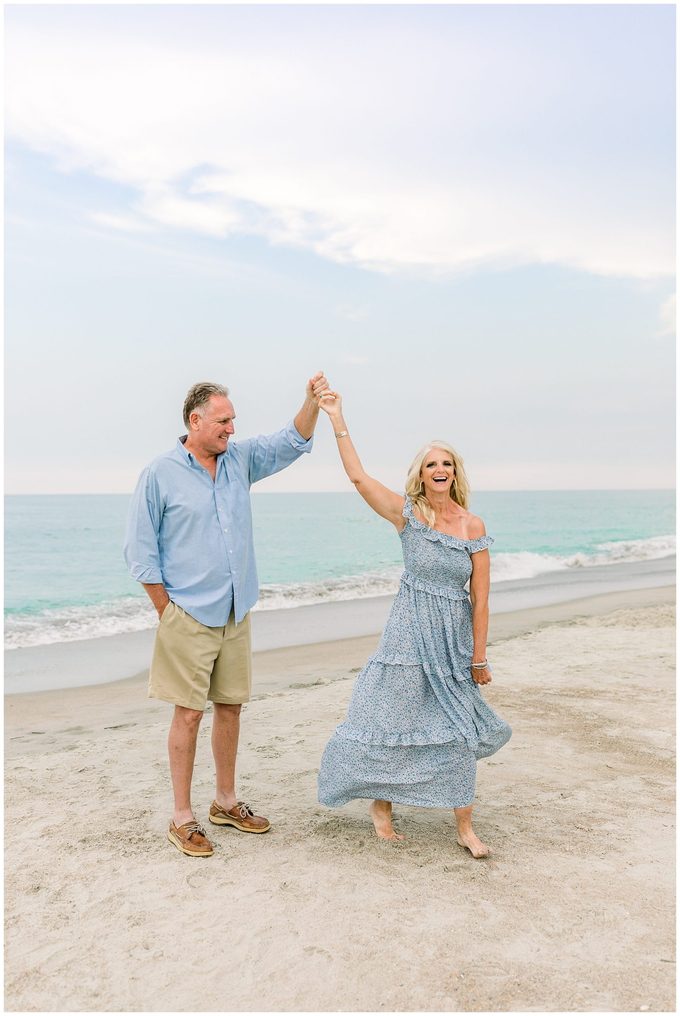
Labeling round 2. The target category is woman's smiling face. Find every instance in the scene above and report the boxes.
[420,447,455,497]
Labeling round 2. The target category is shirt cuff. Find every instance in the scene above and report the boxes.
[130,565,164,584]
[286,419,314,452]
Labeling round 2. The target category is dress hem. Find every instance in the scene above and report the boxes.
[318,792,476,810]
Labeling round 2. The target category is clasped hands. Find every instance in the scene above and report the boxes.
[306,372,331,402]
[305,372,341,417]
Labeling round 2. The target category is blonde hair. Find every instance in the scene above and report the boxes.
[405,441,470,525]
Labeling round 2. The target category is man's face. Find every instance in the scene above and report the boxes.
[190,395,236,456]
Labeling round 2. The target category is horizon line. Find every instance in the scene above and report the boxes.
[4,487,676,497]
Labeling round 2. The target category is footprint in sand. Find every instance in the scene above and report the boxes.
[303,945,332,959]
[186,869,213,889]
[278,880,309,900]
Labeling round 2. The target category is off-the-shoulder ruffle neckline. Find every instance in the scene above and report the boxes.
[401,498,494,550]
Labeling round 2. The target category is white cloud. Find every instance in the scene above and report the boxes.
[5,12,674,279]
[89,211,154,234]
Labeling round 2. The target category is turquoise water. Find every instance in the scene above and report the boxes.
[5,490,675,648]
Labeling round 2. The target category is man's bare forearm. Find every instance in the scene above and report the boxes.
[143,582,170,617]
[294,395,321,440]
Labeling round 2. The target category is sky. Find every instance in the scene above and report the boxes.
[5,3,675,494]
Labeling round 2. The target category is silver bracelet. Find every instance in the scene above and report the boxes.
[470,660,488,669]
[335,430,348,438]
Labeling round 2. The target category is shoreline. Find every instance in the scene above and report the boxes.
[5,584,675,740]
[4,555,675,695]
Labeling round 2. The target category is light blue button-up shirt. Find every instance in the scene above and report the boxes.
[124,421,312,626]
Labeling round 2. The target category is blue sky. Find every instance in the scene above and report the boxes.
[5,3,675,493]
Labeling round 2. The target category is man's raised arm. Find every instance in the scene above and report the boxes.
[294,370,330,439]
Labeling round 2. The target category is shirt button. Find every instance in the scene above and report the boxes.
[223,528,228,533]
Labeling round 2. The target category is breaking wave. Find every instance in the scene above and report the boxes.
[5,534,674,649]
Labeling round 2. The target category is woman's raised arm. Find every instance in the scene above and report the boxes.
[318,392,405,529]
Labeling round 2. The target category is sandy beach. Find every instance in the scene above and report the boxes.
[5,585,675,1012]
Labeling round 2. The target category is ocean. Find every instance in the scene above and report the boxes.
[4,490,675,650]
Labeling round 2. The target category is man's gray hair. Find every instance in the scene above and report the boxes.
[183,382,229,429]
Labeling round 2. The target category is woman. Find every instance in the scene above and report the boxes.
[316,392,511,857]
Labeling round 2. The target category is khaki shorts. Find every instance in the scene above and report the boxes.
[149,601,252,711]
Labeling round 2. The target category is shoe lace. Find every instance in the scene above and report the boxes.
[236,801,254,819]
[185,821,207,839]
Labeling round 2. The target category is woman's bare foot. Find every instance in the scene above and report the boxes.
[456,830,491,858]
[454,804,490,858]
[369,800,405,841]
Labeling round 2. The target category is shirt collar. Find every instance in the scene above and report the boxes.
[176,435,230,470]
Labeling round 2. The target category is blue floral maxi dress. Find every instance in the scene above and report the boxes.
[317,499,512,809]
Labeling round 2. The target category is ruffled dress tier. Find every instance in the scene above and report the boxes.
[317,498,512,809]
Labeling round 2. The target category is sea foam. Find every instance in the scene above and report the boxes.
[5,534,674,650]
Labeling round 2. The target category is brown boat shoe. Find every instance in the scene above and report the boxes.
[209,800,271,834]
[167,820,214,857]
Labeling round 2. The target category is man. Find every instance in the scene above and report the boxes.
[124,373,329,857]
